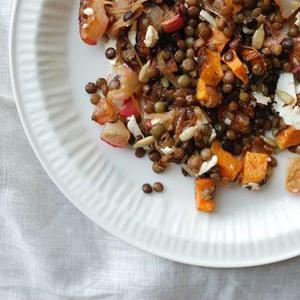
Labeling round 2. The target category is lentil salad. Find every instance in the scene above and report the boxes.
[79,0,300,212]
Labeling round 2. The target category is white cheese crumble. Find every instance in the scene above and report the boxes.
[127,115,143,139]
[160,147,174,155]
[198,155,218,176]
[83,7,94,16]
[273,72,300,129]
[144,25,159,48]
[252,92,271,105]
[242,182,260,191]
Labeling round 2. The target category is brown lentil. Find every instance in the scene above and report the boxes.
[85,82,97,94]
[96,78,107,89]
[271,45,283,56]
[154,101,165,113]
[178,75,191,88]
[223,70,235,84]
[172,147,185,161]
[288,25,298,37]
[152,161,166,173]
[239,92,250,102]
[187,6,199,17]
[269,156,277,167]
[282,38,294,50]
[142,183,153,194]
[175,96,186,107]
[226,129,236,140]
[150,125,165,139]
[149,150,161,162]
[223,83,234,93]
[186,48,195,58]
[228,101,239,112]
[90,94,100,105]
[182,58,195,72]
[200,148,213,161]
[184,25,195,37]
[198,23,212,40]
[252,63,264,76]
[153,182,164,192]
[105,47,116,59]
[135,147,146,158]
[194,38,205,49]
[224,51,234,62]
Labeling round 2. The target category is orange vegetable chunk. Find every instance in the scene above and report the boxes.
[225,0,242,14]
[200,49,224,86]
[207,28,229,53]
[211,141,243,181]
[196,78,222,108]
[276,126,300,150]
[222,50,249,84]
[195,178,216,212]
[286,157,300,194]
[241,152,269,184]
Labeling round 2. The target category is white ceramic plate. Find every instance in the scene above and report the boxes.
[10,0,300,267]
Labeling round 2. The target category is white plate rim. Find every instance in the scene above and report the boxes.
[9,0,300,268]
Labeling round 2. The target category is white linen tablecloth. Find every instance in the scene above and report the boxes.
[3,1,300,299]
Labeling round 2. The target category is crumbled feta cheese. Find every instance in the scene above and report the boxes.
[144,25,159,48]
[252,92,271,105]
[128,22,137,46]
[242,182,260,191]
[295,12,300,27]
[160,147,174,155]
[83,7,94,16]
[224,118,232,125]
[209,129,216,144]
[127,115,143,138]
[198,155,218,176]
[273,72,300,129]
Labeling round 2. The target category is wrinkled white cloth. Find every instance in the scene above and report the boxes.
[3,1,300,299]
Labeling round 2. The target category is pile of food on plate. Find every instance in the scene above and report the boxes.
[79,0,300,212]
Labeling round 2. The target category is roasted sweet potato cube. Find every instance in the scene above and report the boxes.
[196,78,222,108]
[207,28,229,53]
[222,50,249,84]
[200,49,224,86]
[211,141,243,181]
[286,157,300,194]
[195,178,216,212]
[276,126,300,150]
[241,152,269,184]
